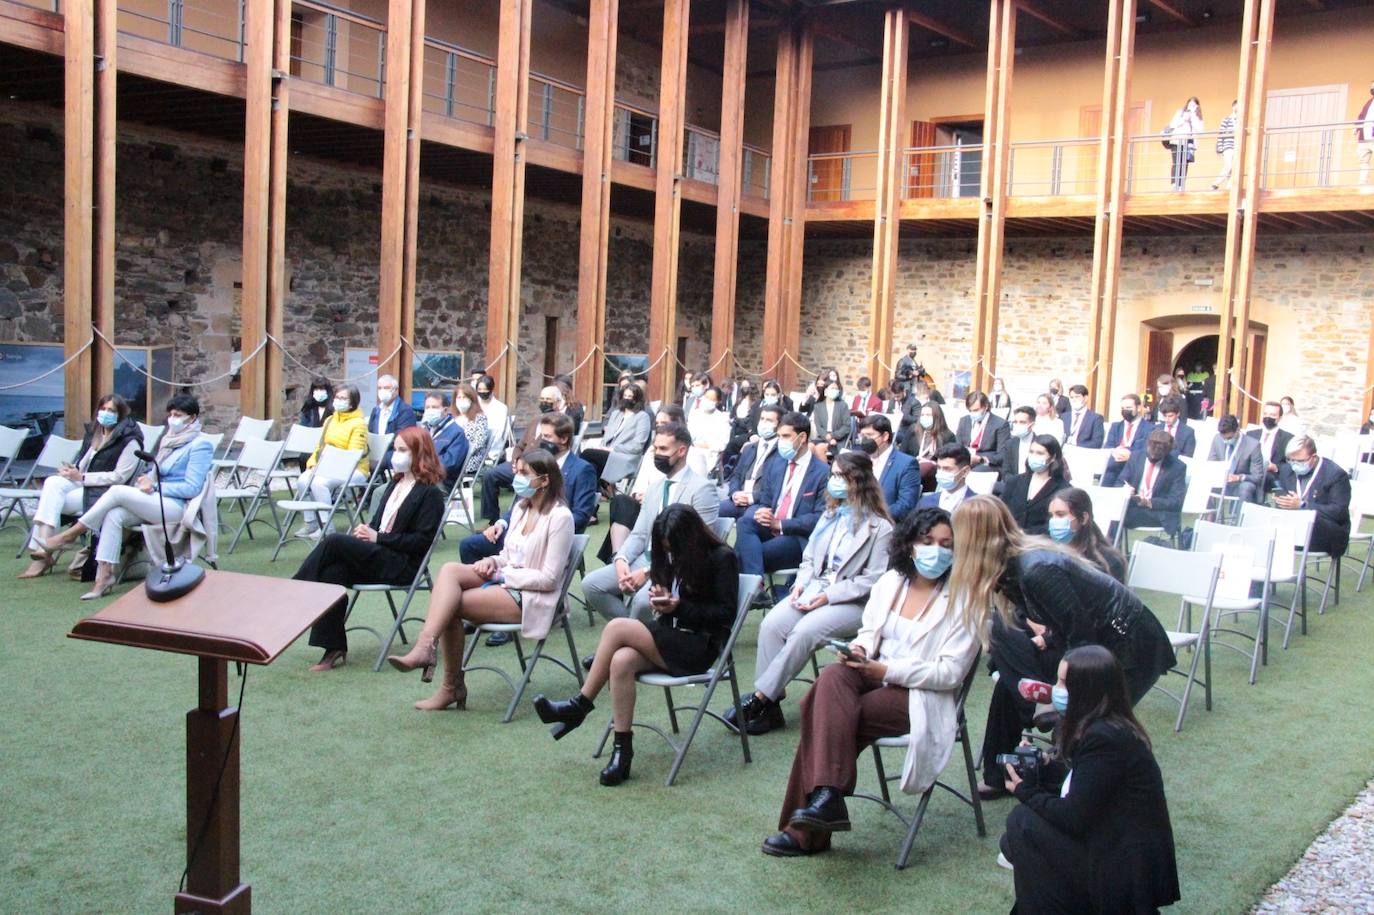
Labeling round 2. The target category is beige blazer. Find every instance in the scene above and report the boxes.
[495,501,574,640]
[850,570,981,795]
[791,511,893,608]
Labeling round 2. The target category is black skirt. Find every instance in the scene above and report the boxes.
[646,619,721,678]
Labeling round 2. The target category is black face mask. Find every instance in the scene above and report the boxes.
[652,453,674,475]
[538,402,555,414]
[477,390,492,401]
[857,437,879,455]
[538,440,560,455]
[622,395,638,409]
[1261,416,1278,430]
[1121,409,1136,422]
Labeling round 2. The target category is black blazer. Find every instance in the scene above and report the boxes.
[1246,425,1293,470]
[1116,452,1188,533]
[366,481,445,582]
[996,433,1032,482]
[1013,721,1180,914]
[1276,458,1352,557]
[956,413,1010,467]
[665,543,740,639]
[1000,473,1070,536]
[898,426,955,460]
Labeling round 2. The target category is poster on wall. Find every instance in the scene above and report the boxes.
[947,370,972,403]
[344,348,466,414]
[0,342,65,455]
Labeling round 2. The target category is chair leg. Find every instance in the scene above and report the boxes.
[725,660,751,765]
[664,687,680,734]
[873,744,891,805]
[563,617,584,687]
[896,790,934,870]
[1173,631,1206,733]
[503,638,545,723]
[960,718,987,837]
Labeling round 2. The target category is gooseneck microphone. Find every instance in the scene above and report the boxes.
[134,448,206,603]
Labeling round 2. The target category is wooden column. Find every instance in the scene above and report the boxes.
[867,7,908,385]
[91,0,116,401]
[708,0,748,381]
[1084,0,1136,415]
[761,18,813,393]
[486,0,533,405]
[969,0,1015,390]
[239,0,272,421]
[377,0,424,395]
[645,0,691,404]
[573,0,619,415]
[262,0,291,424]
[1215,0,1275,419]
[63,0,95,429]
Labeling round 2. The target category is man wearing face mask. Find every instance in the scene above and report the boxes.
[955,391,1009,470]
[1206,414,1264,509]
[1116,429,1187,538]
[368,373,417,472]
[582,423,718,623]
[473,373,509,463]
[856,415,921,521]
[1061,384,1105,448]
[476,384,566,525]
[1100,394,1155,488]
[997,407,1037,483]
[1153,395,1196,458]
[720,405,785,519]
[421,392,469,488]
[1276,436,1351,559]
[1246,400,1293,493]
[1357,81,1374,185]
[918,444,974,511]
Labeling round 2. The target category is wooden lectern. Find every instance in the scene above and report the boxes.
[69,570,347,914]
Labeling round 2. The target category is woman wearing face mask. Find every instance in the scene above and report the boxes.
[1147,374,1186,423]
[44,394,213,600]
[990,377,1014,422]
[899,402,955,491]
[1046,488,1126,582]
[295,376,336,471]
[1032,394,1066,443]
[388,449,574,707]
[686,385,732,477]
[581,382,651,479]
[1000,645,1179,915]
[725,378,760,462]
[760,507,985,857]
[296,427,446,671]
[447,382,489,479]
[760,379,794,414]
[1000,435,1072,536]
[293,384,370,540]
[472,374,508,462]
[20,394,143,580]
[809,376,851,460]
[1165,96,1203,192]
[534,504,738,786]
[419,392,468,488]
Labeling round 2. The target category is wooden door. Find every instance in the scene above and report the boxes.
[808,124,851,202]
[1244,333,1266,424]
[907,120,938,198]
[1080,104,1149,193]
[1143,329,1174,400]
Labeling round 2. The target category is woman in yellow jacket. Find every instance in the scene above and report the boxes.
[296,383,370,539]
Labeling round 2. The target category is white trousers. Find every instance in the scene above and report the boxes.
[296,468,367,527]
[78,485,186,565]
[30,475,85,550]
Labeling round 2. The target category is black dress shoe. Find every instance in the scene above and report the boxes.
[581,653,596,672]
[788,786,851,833]
[723,692,766,728]
[744,699,785,736]
[761,831,824,857]
[485,631,513,648]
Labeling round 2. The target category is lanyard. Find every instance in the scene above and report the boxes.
[1297,458,1323,503]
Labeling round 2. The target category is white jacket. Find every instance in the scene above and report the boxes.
[849,569,981,795]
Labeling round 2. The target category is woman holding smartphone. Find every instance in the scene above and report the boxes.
[533,504,739,787]
[761,507,986,857]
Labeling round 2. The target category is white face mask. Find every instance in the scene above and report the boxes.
[377,389,395,405]
[333,398,351,413]
[391,451,412,474]
[701,400,718,414]
[423,408,444,425]
[455,397,472,414]
[166,416,188,431]
[312,389,329,404]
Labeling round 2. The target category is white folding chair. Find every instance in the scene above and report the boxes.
[1344,483,1374,593]
[1061,445,1110,486]
[1239,503,1321,647]
[852,656,985,870]
[209,416,274,480]
[346,432,395,525]
[270,446,365,561]
[0,434,83,529]
[1079,484,1129,544]
[1189,519,1274,685]
[0,425,27,488]
[463,534,589,721]
[136,422,164,454]
[1180,459,1229,522]
[267,423,324,494]
[215,438,287,553]
[592,574,761,786]
[711,516,735,543]
[965,471,998,495]
[1127,541,1221,732]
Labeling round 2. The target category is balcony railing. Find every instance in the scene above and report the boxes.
[1125,129,1226,194]
[807,150,878,203]
[1261,120,1372,190]
[289,0,385,98]
[14,0,60,10]
[903,143,982,199]
[421,38,496,127]
[529,73,585,149]
[743,145,770,199]
[1008,138,1099,196]
[118,0,245,62]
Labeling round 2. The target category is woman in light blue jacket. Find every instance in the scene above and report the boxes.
[45,393,214,599]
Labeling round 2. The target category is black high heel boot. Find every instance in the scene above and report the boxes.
[533,693,594,740]
[599,731,634,786]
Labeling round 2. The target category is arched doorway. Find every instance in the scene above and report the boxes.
[1138,317,1267,422]
[1174,335,1218,419]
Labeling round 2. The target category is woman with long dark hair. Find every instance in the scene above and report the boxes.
[1001,645,1180,914]
[1000,434,1071,535]
[899,401,955,491]
[533,504,739,786]
[1047,487,1127,583]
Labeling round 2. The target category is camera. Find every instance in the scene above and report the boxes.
[995,745,1042,787]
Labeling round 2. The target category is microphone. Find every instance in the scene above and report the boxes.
[136,447,205,603]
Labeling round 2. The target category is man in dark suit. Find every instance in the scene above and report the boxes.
[719,405,784,519]
[956,391,1010,471]
[1207,414,1265,508]
[856,414,922,521]
[368,373,418,471]
[1246,400,1293,494]
[918,443,977,512]
[1117,429,1188,536]
[1276,435,1351,558]
[997,407,1037,483]
[735,412,831,598]
[1100,394,1154,488]
[1062,384,1106,448]
[1154,394,1196,458]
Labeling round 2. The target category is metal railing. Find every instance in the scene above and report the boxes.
[1261,120,1373,190]
[289,0,385,98]
[13,0,60,11]
[117,0,245,61]
[683,125,720,184]
[1008,137,1100,196]
[742,145,770,199]
[807,150,878,202]
[903,142,983,199]
[421,37,496,126]
[1126,129,1228,194]
[529,73,585,150]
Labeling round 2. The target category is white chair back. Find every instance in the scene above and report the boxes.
[966,472,997,495]
[712,517,735,541]
[233,438,286,474]
[1191,518,1274,599]
[0,425,26,464]
[137,422,165,453]
[231,416,275,444]
[1080,483,1129,536]
[1192,424,1217,462]
[1061,445,1110,485]
[314,445,365,482]
[282,422,325,457]
[1127,540,1222,600]
[366,432,394,468]
[1329,431,1363,472]
[34,435,83,472]
[1239,502,1312,577]
[198,432,225,455]
[1181,460,1229,515]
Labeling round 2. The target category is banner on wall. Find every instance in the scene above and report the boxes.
[344,348,465,414]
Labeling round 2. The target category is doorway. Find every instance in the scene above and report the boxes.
[1139,319,1267,423]
[808,124,851,202]
[543,316,559,381]
[910,119,982,198]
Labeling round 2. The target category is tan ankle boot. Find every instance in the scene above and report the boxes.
[386,635,440,681]
[414,671,467,711]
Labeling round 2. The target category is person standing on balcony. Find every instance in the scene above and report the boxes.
[1212,99,1238,191]
[1356,82,1374,184]
[1166,97,1203,192]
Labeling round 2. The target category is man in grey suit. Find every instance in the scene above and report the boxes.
[1208,413,1266,509]
[581,421,719,621]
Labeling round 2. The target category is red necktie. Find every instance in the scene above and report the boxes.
[1123,421,1136,446]
[1142,461,1158,498]
[970,419,986,450]
[776,461,799,521]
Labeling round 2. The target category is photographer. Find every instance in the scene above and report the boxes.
[1000,645,1180,914]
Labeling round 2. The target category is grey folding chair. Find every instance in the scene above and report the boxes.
[209,416,274,483]
[270,446,365,561]
[1189,519,1274,685]
[267,423,324,494]
[851,656,985,870]
[215,438,287,553]
[711,516,735,543]
[464,534,589,721]
[592,574,761,786]
[0,425,29,487]
[0,434,83,530]
[1238,503,1316,649]
[1344,484,1374,593]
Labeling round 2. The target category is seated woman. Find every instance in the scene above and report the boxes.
[732,452,893,736]
[581,383,651,479]
[1048,487,1127,582]
[419,392,469,489]
[44,394,213,600]
[686,385,731,478]
[449,382,489,479]
[295,426,446,671]
[533,504,738,787]
[1001,645,1180,914]
[295,376,335,471]
[21,393,143,580]
[761,507,983,856]
[999,434,1072,536]
[1032,394,1066,442]
[724,379,759,463]
[387,449,573,709]
[898,402,955,491]
[295,384,369,540]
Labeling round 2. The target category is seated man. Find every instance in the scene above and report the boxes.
[596,404,685,564]
[1276,435,1351,558]
[1061,384,1106,448]
[1100,394,1154,488]
[955,391,1009,471]
[1247,400,1293,494]
[720,405,783,520]
[582,422,718,621]
[368,373,417,472]
[997,407,1036,483]
[1153,394,1196,459]
[420,392,469,490]
[918,443,975,512]
[475,384,570,526]
[1117,429,1187,537]
[734,412,831,599]
[855,414,921,521]
[1207,414,1264,508]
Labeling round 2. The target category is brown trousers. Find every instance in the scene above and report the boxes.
[777,663,910,851]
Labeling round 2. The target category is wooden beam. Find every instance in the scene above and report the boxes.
[573,0,619,414]
[377,0,417,393]
[1146,0,1196,27]
[263,0,291,424]
[690,15,776,35]
[1015,0,1080,37]
[904,6,979,49]
[92,0,115,399]
[781,24,814,393]
[812,20,882,59]
[399,0,427,398]
[239,0,272,420]
[867,6,908,385]
[486,0,533,405]
[709,0,748,381]
[63,0,94,430]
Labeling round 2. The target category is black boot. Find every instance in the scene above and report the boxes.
[599,731,634,786]
[788,786,851,833]
[533,692,594,740]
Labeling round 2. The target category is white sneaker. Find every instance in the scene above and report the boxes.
[996,852,1014,872]
[294,524,319,540]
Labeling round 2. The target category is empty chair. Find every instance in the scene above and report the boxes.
[215,438,287,553]
[1238,502,1318,648]
[209,416,274,477]
[0,425,25,486]
[268,422,325,492]
[1189,519,1275,684]
[1061,444,1111,486]
[1079,483,1129,544]
[0,434,84,530]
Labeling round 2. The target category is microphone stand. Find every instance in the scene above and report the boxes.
[136,448,206,603]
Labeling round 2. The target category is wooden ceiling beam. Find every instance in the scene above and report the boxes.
[1014,0,1081,37]
[904,6,979,48]
[812,19,883,58]
[1146,0,1196,27]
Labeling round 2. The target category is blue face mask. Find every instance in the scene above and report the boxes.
[512,474,537,499]
[1027,456,1048,473]
[1047,516,1074,543]
[826,476,848,501]
[1290,459,1313,477]
[1051,685,1069,714]
[935,469,959,492]
[96,409,118,427]
[777,437,797,461]
[913,544,953,579]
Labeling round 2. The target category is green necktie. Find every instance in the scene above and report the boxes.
[662,478,673,508]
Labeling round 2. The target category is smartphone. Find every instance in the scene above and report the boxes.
[825,638,861,661]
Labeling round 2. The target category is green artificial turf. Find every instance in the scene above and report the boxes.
[3,505,1373,914]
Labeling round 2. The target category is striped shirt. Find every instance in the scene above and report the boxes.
[1217,115,1237,153]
